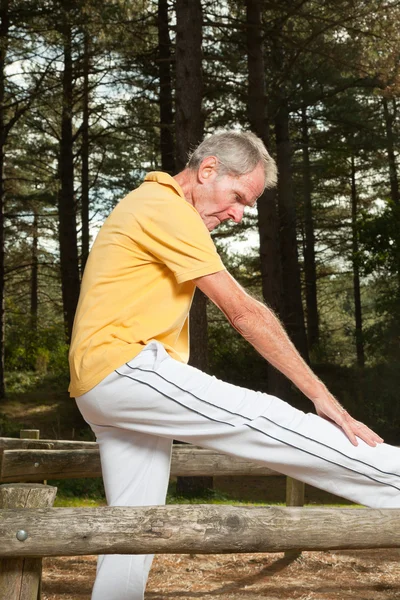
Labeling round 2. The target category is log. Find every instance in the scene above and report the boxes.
[0,437,97,450]
[285,477,305,560]
[286,478,305,507]
[0,505,399,557]
[0,447,280,482]
[19,430,40,441]
[0,484,57,599]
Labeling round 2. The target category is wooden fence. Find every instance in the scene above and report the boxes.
[2,500,400,557]
[0,430,304,507]
[2,482,400,600]
[4,430,399,599]
[0,429,305,599]
[0,438,280,481]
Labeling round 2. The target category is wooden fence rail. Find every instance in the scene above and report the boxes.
[0,437,97,450]
[0,444,280,482]
[1,504,400,557]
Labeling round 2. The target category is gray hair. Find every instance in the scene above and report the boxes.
[187,131,277,189]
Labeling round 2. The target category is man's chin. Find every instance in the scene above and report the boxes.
[208,219,221,232]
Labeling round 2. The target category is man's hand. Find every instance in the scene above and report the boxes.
[312,390,384,447]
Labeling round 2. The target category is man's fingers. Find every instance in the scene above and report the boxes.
[342,422,359,446]
[320,408,384,447]
[340,414,384,447]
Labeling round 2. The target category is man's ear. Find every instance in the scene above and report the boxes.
[197,156,219,184]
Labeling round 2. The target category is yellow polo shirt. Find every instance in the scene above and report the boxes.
[68,171,225,398]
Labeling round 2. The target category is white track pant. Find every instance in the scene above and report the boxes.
[76,341,400,600]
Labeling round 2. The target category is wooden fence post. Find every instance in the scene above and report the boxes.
[20,430,40,441]
[18,430,47,600]
[20,430,45,485]
[0,483,57,600]
[285,477,305,560]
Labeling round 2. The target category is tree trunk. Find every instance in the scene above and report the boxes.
[0,0,9,399]
[174,0,211,498]
[350,155,364,369]
[382,96,400,286]
[187,289,208,372]
[274,99,309,363]
[81,29,90,275]
[382,97,399,206]
[175,0,203,171]
[245,0,289,398]
[158,0,175,174]
[58,23,80,342]
[301,106,319,352]
[30,206,39,333]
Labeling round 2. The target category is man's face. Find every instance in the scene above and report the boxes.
[192,159,265,232]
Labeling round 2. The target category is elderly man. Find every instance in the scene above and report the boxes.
[69,131,400,600]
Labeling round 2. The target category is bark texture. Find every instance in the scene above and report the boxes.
[301,106,319,352]
[350,155,364,369]
[0,446,280,482]
[382,97,400,285]
[174,0,211,496]
[175,0,204,171]
[30,206,39,333]
[0,484,57,599]
[1,505,399,557]
[81,29,90,275]
[158,0,175,174]
[383,97,399,206]
[246,0,289,398]
[274,98,309,362]
[0,0,9,399]
[58,23,80,341]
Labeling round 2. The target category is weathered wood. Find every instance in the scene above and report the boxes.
[0,505,399,557]
[0,484,57,599]
[1,449,102,481]
[285,477,305,560]
[0,484,57,508]
[0,437,97,450]
[0,558,42,600]
[0,447,4,482]
[20,430,40,440]
[0,447,280,482]
[171,449,279,478]
[286,477,305,507]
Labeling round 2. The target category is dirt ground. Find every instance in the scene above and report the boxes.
[41,548,400,600]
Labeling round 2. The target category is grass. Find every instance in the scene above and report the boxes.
[54,496,107,507]
[53,496,359,508]
[52,486,359,509]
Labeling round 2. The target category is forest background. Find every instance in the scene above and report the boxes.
[1,0,400,456]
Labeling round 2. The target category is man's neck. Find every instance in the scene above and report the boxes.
[173,169,195,206]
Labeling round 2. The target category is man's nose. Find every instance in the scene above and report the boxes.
[228,205,244,223]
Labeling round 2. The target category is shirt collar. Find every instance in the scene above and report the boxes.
[144,171,185,199]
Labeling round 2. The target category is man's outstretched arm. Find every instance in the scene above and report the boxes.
[193,269,383,447]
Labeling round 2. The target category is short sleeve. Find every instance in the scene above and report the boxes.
[131,186,226,283]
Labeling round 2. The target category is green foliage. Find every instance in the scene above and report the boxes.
[359,204,400,276]
[361,362,400,444]
[48,477,106,500]
[0,413,24,437]
[5,312,69,375]
[4,371,43,394]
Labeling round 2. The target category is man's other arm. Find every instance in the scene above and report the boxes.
[193,270,383,447]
